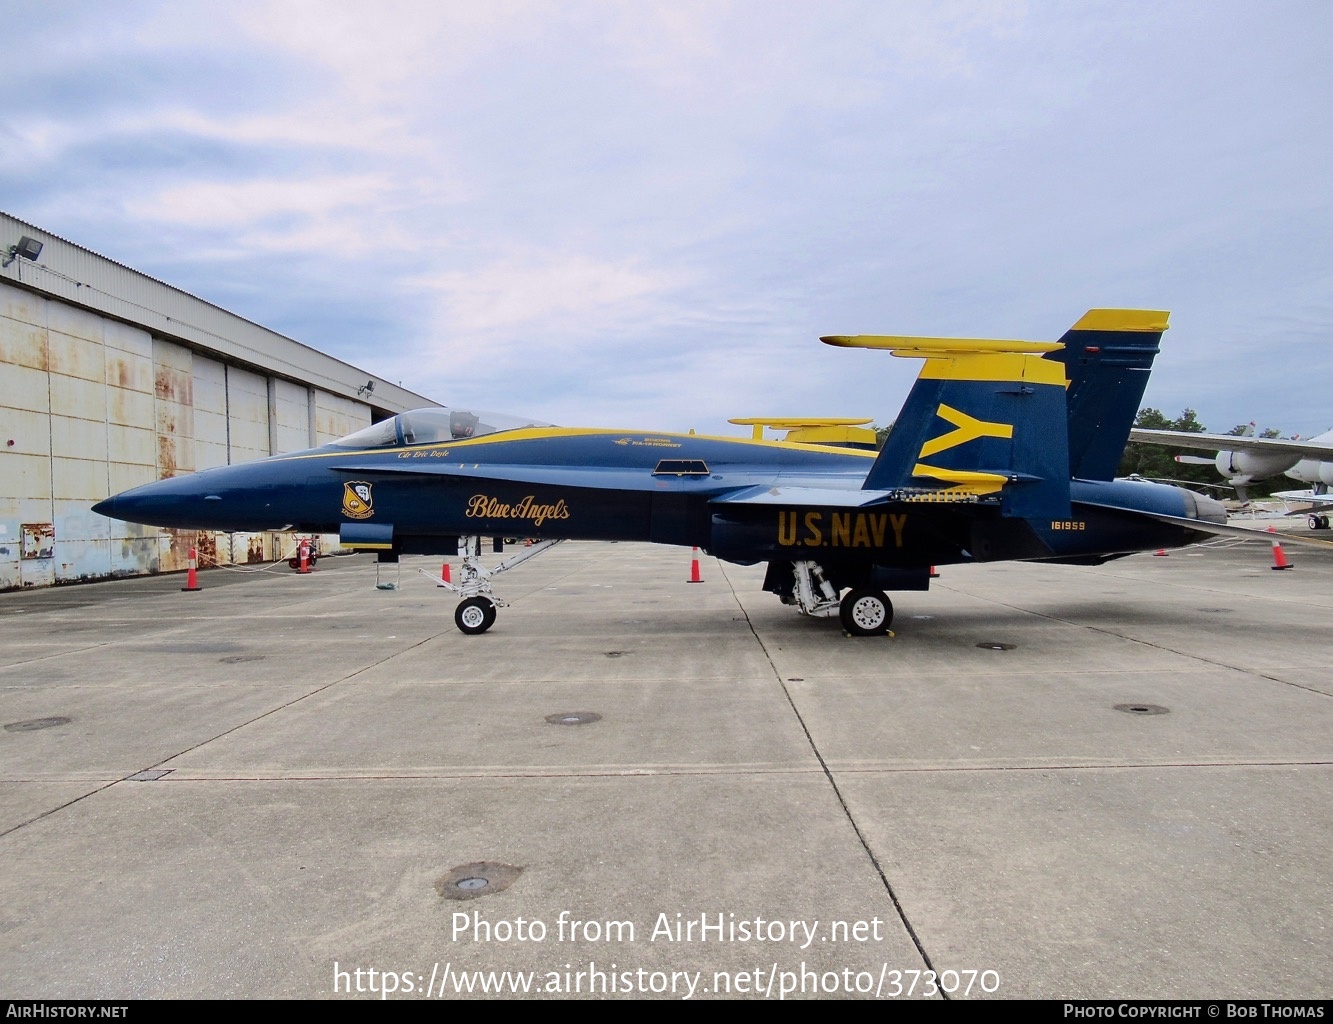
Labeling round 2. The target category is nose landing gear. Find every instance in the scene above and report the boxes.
[422,536,564,634]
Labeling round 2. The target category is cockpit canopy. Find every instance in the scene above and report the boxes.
[333,407,552,448]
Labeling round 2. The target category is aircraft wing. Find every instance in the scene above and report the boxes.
[1128,430,1333,459]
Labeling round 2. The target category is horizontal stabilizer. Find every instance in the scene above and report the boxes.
[1080,505,1333,549]
[1044,309,1169,480]
[821,336,1062,355]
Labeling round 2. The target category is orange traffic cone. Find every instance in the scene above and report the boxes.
[1267,526,1292,570]
[181,546,201,592]
[688,547,704,583]
[929,566,940,578]
[1154,548,1168,557]
[441,562,451,583]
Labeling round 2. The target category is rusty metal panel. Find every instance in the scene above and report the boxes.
[104,346,153,394]
[159,528,194,573]
[108,526,161,576]
[18,521,56,588]
[50,415,107,462]
[21,522,54,559]
[46,330,105,384]
[153,338,194,478]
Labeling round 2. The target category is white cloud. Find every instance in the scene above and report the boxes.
[411,250,682,340]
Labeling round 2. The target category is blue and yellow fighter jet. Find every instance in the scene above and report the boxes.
[94,309,1228,636]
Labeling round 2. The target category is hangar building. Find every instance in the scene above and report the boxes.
[0,210,439,590]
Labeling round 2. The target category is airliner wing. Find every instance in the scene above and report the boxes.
[1128,430,1333,459]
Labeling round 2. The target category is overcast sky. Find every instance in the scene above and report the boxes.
[3,0,1330,439]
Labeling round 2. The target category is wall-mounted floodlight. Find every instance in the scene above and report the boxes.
[356,380,375,397]
[2,235,43,268]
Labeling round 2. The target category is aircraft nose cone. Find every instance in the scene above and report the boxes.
[92,497,117,518]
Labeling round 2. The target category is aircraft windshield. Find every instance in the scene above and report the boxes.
[333,408,552,448]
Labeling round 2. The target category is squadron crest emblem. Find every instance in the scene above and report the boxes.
[342,481,375,519]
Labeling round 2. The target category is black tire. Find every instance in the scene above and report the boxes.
[455,597,497,635]
[840,588,892,636]
[1309,515,1320,531]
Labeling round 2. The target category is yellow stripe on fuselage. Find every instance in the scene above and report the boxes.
[264,426,879,464]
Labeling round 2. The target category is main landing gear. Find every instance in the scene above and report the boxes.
[422,536,565,635]
[1308,514,1330,531]
[785,560,894,636]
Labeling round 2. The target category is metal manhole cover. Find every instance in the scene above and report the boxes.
[436,862,523,901]
[1114,703,1169,716]
[1197,608,1233,613]
[603,651,630,658]
[219,655,266,663]
[5,717,71,732]
[976,642,1016,651]
[545,712,602,726]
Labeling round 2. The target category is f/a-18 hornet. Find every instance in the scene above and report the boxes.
[95,309,1233,635]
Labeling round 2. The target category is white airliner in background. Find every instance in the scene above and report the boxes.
[1128,427,1333,529]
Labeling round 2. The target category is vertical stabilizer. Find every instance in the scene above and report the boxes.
[1042,309,1169,481]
